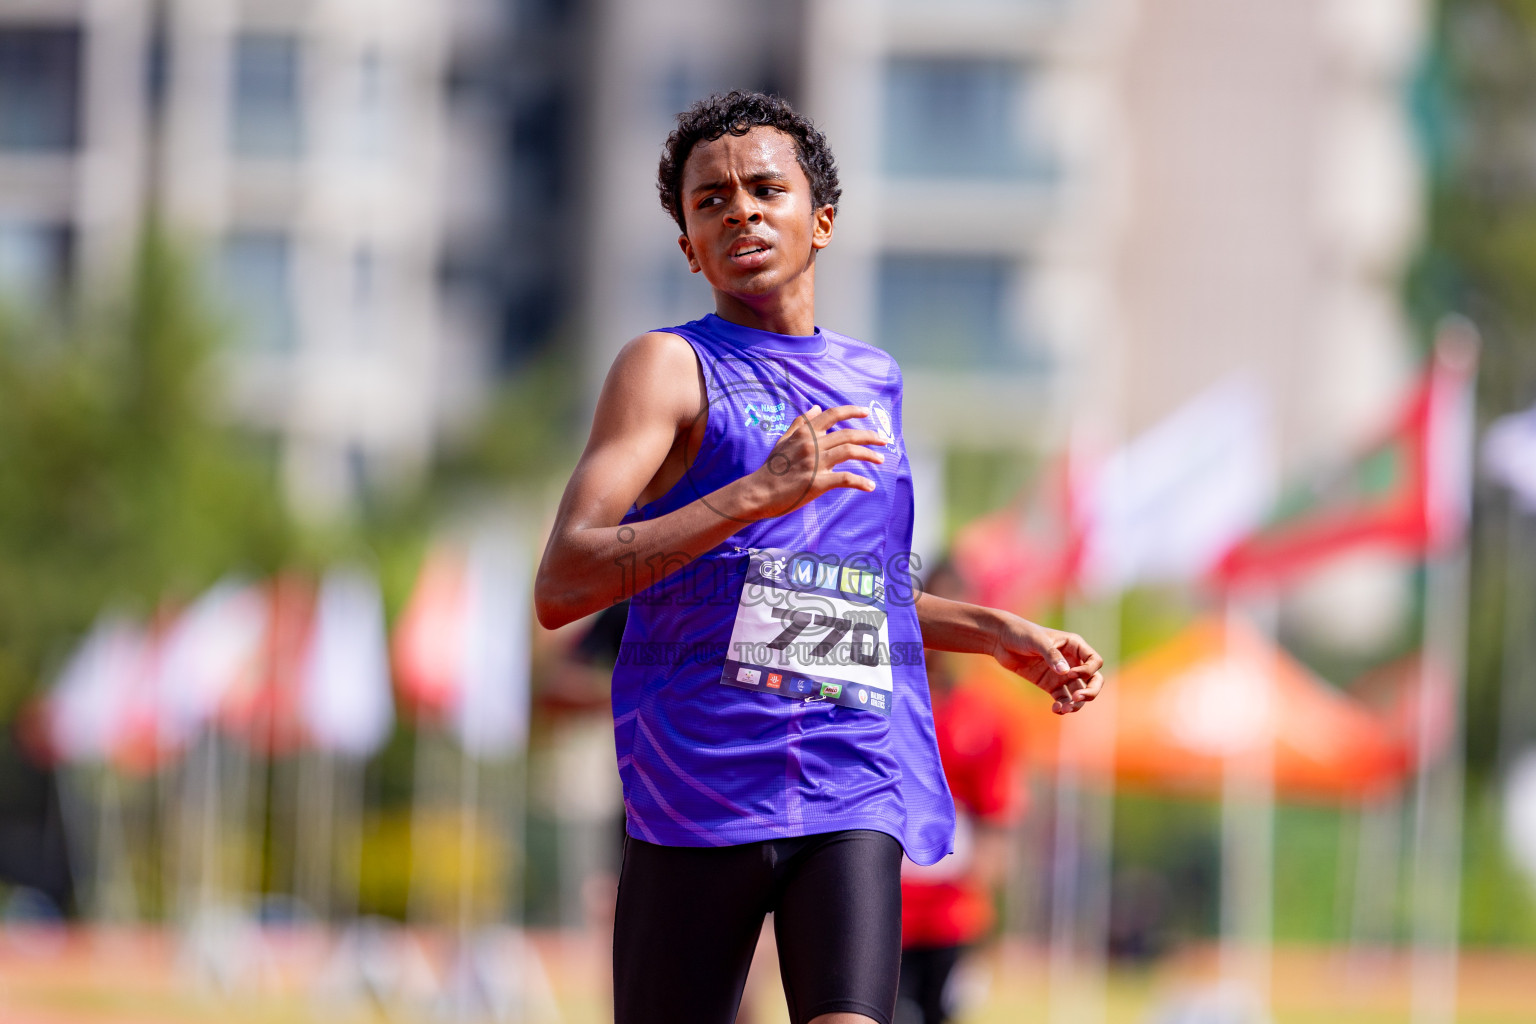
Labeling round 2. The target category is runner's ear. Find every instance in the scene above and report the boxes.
[811,204,835,251]
[677,233,701,273]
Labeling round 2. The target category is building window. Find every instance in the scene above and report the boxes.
[512,90,570,211]
[658,65,709,127]
[883,57,1046,179]
[231,33,304,158]
[0,221,72,306]
[876,254,1031,370]
[351,50,393,162]
[0,29,81,152]
[350,247,382,347]
[220,231,296,351]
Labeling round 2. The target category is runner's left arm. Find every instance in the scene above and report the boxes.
[913,593,1104,715]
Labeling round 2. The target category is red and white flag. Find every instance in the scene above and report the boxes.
[154,579,270,752]
[45,614,150,764]
[218,574,315,755]
[394,532,532,758]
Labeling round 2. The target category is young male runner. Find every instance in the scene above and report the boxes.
[535,91,1103,1024]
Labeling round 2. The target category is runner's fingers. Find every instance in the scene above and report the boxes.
[790,405,820,427]
[1049,685,1078,715]
[821,428,888,448]
[1037,635,1073,676]
[1064,633,1104,675]
[821,443,885,466]
[811,404,869,431]
[1069,671,1105,702]
[779,406,822,442]
[781,420,883,460]
[1043,665,1102,714]
[827,471,876,493]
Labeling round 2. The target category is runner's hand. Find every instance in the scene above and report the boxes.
[742,404,887,520]
[990,616,1105,715]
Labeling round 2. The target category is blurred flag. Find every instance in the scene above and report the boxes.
[1504,748,1536,893]
[1076,377,1275,595]
[1483,401,1536,512]
[219,574,315,755]
[111,607,178,773]
[395,533,533,758]
[300,567,394,758]
[394,546,468,720]
[952,457,1082,613]
[456,532,532,758]
[155,579,270,753]
[44,614,149,764]
[1216,331,1477,587]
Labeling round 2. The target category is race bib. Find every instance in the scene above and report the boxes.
[720,548,895,715]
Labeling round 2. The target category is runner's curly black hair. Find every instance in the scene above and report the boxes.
[658,91,842,234]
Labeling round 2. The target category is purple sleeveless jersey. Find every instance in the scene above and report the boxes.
[612,314,955,865]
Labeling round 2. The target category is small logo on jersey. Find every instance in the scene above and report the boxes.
[858,688,869,705]
[870,691,888,710]
[868,400,897,448]
[820,682,842,700]
[744,401,787,435]
[737,667,761,685]
[766,673,783,689]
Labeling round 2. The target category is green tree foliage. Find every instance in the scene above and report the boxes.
[1411,1,1536,780]
[1411,1,1536,944]
[0,229,299,716]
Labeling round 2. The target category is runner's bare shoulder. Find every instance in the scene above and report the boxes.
[594,330,704,431]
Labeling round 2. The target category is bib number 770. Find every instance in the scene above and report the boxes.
[767,607,882,667]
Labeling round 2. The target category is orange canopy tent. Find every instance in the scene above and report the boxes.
[964,615,1426,802]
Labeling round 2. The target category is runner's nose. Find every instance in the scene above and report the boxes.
[724,192,763,226]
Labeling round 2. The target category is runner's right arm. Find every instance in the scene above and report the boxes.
[534,332,887,630]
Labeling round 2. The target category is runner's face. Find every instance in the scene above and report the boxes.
[677,127,833,300]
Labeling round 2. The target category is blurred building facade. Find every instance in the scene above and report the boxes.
[1111,0,1429,649]
[0,0,592,519]
[0,0,1430,627]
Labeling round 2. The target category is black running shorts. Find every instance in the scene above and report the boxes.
[613,828,904,1024]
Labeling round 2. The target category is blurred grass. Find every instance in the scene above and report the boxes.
[1105,786,1536,950]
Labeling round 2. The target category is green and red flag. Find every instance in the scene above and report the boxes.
[1215,329,1477,588]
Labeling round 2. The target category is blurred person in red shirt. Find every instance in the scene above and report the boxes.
[897,562,1026,1024]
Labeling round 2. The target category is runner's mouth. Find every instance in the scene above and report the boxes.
[729,238,773,262]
